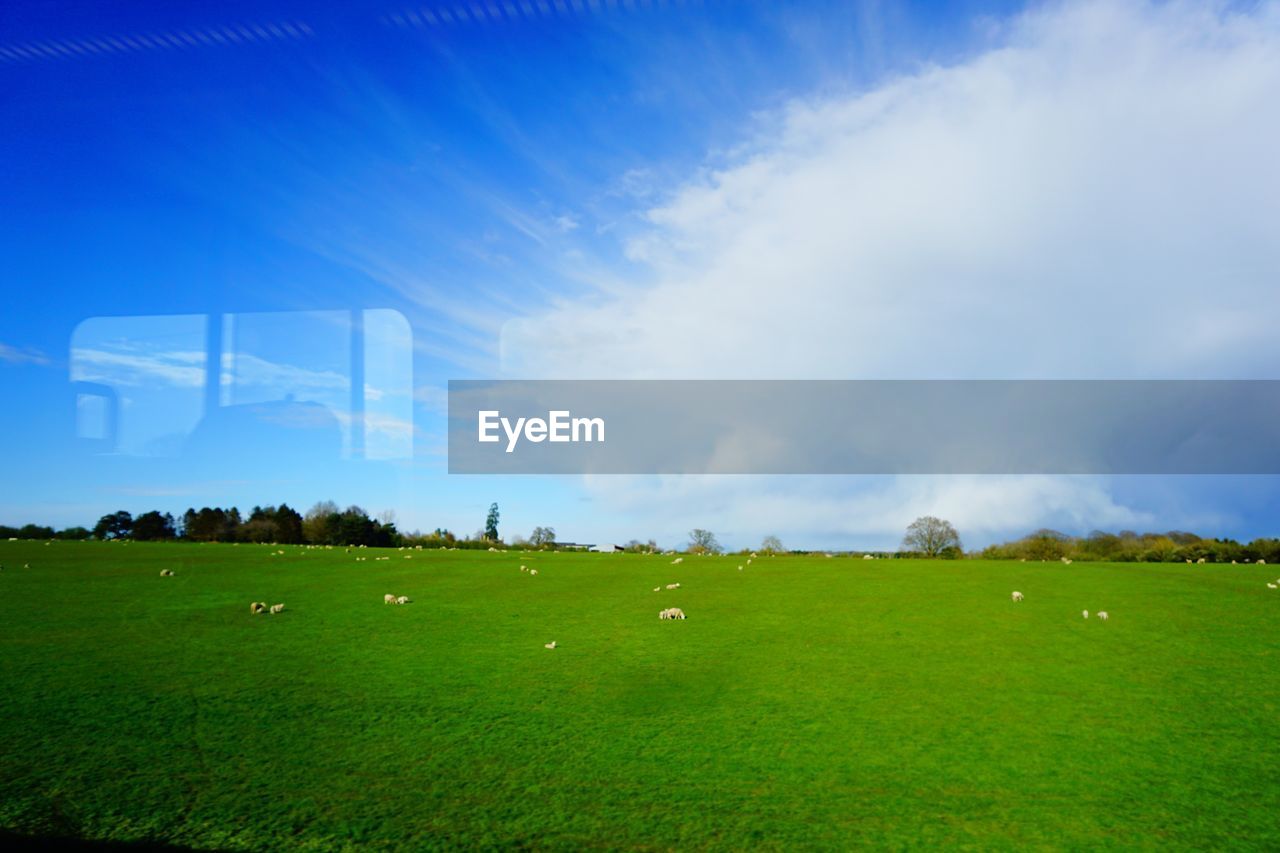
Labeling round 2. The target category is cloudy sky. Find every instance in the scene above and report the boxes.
[2,0,1278,548]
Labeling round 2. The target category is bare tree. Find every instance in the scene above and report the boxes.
[902,516,962,557]
[760,535,784,555]
[687,529,722,555]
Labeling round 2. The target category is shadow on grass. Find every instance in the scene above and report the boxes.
[0,830,220,852]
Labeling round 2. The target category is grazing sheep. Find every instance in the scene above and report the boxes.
[250,602,267,615]
[750,552,758,558]
[1258,559,1268,565]
[653,587,661,592]
[545,641,557,649]
[23,563,29,569]
[269,603,285,615]
[1082,610,1089,619]
[671,557,683,565]
[1268,583,1277,589]
[384,594,397,604]
[738,565,743,570]
[659,607,686,620]
[1232,560,1238,565]
[1011,591,1024,602]
[520,565,528,572]
[666,583,680,590]
[530,569,538,576]
[1197,557,1206,564]
[395,596,410,605]
[1061,557,1073,564]
[159,569,175,577]
[863,554,874,560]
[1097,611,1109,621]
[1186,559,1192,564]
[747,559,753,565]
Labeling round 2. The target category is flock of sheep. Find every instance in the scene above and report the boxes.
[1011,590,1107,621]
[249,601,285,615]
[107,543,1280,649]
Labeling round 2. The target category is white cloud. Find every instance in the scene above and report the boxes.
[578,474,1151,549]
[0,342,50,366]
[71,347,206,388]
[503,0,1280,381]
[495,0,1280,543]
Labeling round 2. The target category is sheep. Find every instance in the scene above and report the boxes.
[395,596,410,605]
[863,554,874,560]
[530,569,538,576]
[659,608,686,620]
[750,552,758,558]
[1061,557,1073,564]
[653,587,661,592]
[1232,560,1238,565]
[1197,557,1206,564]
[544,641,557,649]
[1011,591,1024,602]
[1097,611,1108,621]
[520,565,528,572]
[159,569,175,577]
[671,557,683,565]
[1258,559,1267,565]
[746,559,753,565]
[269,603,285,615]
[665,583,680,590]
[738,565,743,570]
[1082,610,1089,619]
[250,602,267,615]
[1185,559,1192,564]
[1268,583,1277,589]
[384,594,397,604]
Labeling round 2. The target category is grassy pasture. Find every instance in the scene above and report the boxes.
[0,540,1277,850]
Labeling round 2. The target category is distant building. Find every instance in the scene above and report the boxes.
[590,543,623,553]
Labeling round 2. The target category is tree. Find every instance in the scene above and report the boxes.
[530,526,556,547]
[760,535,784,555]
[901,516,961,558]
[303,501,341,545]
[132,511,176,541]
[687,529,721,555]
[92,510,133,540]
[1021,528,1070,562]
[485,503,500,542]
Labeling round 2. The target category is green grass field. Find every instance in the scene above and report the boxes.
[1,541,1277,850]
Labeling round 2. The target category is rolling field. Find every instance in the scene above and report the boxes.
[1,541,1277,850]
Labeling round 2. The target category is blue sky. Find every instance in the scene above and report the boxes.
[2,0,1279,549]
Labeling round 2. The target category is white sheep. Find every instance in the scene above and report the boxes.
[1232,560,1238,565]
[666,583,680,590]
[1011,591,1024,602]
[384,594,397,604]
[1258,559,1267,565]
[250,602,267,615]
[653,587,661,592]
[530,569,538,576]
[395,596,410,605]
[1197,557,1206,564]
[1082,610,1089,619]
[750,552,758,558]
[269,603,285,615]
[520,565,528,572]
[544,641,557,649]
[863,554,874,560]
[738,565,743,570]
[1097,611,1108,621]
[1268,583,1277,589]
[672,557,683,565]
